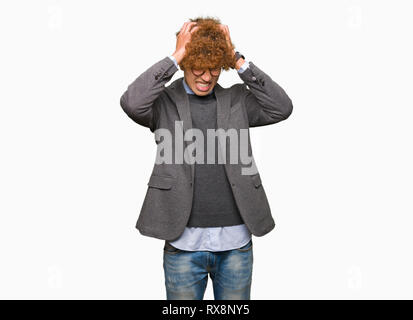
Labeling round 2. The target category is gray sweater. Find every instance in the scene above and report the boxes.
[186,91,244,227]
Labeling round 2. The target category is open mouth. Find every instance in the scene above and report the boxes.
[196,82,211,91]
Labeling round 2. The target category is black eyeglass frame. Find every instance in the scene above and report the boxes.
[191,67,222,77]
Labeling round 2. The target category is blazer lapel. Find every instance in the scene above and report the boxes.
[172,78,193,140]
[214,82,231,132]
[214,83,231,168]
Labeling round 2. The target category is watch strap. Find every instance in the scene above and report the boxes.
[235,51,245,62]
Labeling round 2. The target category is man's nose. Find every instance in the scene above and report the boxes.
[201,71,212,81]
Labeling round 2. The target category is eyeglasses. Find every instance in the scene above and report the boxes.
[191,68,221,77]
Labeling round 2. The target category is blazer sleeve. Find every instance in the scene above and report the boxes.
[120,56,179,132]
[237,61,293,127]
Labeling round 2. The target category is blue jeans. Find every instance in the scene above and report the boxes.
[163,239,253,300]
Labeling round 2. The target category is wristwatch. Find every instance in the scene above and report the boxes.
[235,51,245,62]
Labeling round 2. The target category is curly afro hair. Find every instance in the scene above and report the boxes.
[176,16,237,72]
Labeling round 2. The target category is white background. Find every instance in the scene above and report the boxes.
[1,0,412,299]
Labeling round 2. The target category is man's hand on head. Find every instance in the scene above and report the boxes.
[219,24,239,69]
[172,22,199,64]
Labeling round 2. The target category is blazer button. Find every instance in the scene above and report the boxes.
[251,76,257,81]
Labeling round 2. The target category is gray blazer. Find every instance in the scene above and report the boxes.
[120,56,293,241]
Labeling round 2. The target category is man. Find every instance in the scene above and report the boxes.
[120,17,293,300]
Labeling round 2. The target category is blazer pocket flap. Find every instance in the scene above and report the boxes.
[251,174,262,188]
[147,175,173,190]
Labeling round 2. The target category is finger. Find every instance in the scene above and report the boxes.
[220,25,229,36]
[184,22,197,33]
[181,21,193,34]
[177,22,192,37]
[225,26,231,39]
[177,23,186,36]
[189,24,198,33]
[190,25,199,33]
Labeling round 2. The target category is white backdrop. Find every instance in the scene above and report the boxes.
[1,0,412,299]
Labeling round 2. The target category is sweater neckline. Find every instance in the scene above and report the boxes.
[187,91,217,104]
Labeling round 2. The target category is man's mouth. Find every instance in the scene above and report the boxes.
[196,82,211,91]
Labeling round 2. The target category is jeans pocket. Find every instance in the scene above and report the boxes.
[235,239,253,252]
[163,241,182,254]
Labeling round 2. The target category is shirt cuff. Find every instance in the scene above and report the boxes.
[168,55,179,70]
[237,60,250,74]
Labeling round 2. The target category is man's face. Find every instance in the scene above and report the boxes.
[184,67,221,96]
